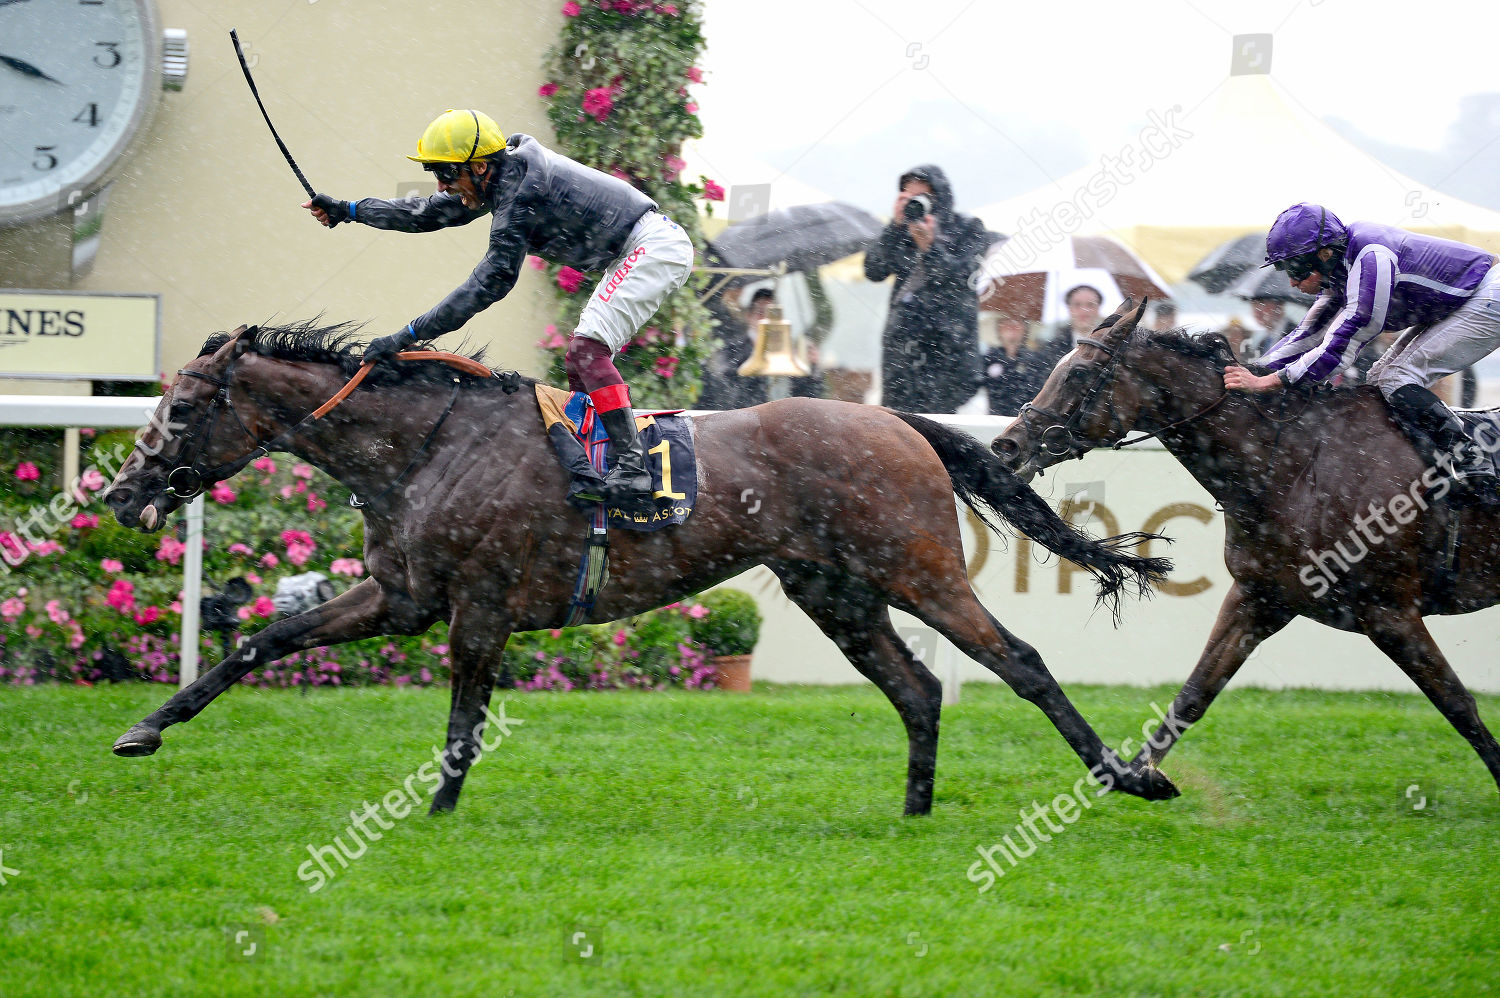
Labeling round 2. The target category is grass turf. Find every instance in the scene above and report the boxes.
[0,682,1496,997]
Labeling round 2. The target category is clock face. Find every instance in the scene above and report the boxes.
[0,0,159,223]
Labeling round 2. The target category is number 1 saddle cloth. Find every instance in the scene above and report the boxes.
[533,384,698,531]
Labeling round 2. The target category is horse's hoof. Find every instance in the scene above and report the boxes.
[113,725,162,757]
[1131,764,1181,800]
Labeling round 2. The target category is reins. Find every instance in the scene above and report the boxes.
[163,350,494,503]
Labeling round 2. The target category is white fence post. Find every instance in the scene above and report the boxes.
[178,495,204,687]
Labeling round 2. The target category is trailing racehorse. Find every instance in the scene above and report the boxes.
[992,299,1500,795]
[103,321,1176,815]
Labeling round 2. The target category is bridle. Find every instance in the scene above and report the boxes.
[151,345,494,504]
[1014,328,1234,464]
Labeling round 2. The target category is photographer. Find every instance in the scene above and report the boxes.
[864,165,989,413]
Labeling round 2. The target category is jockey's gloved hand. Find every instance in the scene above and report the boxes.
[363,327,417,366]
[307,193,352,228]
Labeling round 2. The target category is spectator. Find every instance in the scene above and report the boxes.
[864,164,989,412]
[1148,300,1178,331]
[984,316,1048,416]
[1035,283,1104,369]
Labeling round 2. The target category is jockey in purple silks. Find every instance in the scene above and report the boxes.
[1224,202,1500,502]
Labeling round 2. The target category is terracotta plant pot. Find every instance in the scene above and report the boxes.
[712,654,753,692]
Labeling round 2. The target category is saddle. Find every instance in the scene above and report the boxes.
[1454,406,1500,478]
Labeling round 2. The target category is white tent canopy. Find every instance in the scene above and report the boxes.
[972,75,1500,282]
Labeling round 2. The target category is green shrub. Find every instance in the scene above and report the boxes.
[688,588,762,656]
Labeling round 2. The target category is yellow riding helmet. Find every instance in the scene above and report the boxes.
[406,109,507,164]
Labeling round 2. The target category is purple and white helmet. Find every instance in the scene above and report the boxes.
[1264,203,1348,266]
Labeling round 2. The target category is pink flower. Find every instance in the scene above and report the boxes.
[659,3,678,13]
[536,324,567,350]
[106,579,135,613]
[237,606,251,621]
[330,558,364,577]
[228,543,254,557]
[210,481,237,504]
[537,82,558,98]
[686,66,703,83]
[581,87,614,121]
[279,484,294,500]
[307,493,326,513]
[556,266,586,294]
[252,596,276,618]
[155,535,187,566]
[292,463,315,480]
[0,533,23,560]
[1,598,25,622]
[281,529,314,548]
[71,513,100,529]
[79,468,106,491]
[528,255,546,271]
[169,600,182,614]
[654,355,680,378]
[46,600,69,625]
[14,462,39,482]
[661,154,686,180]
[562,0,580,13]
[613,629,628,646]
[252,455,277,474]
[245,572,261,585]
[134,606,160,626]
[27,540,62,556]
[688,603,710,619]
[702,179,725,202]
[286,543,314,567]
[100,558,123,574]
[685,102,698,114]
[260,553,280,568]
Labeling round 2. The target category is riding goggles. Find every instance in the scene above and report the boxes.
[1276,252,1320,281]
[424,162,466,184]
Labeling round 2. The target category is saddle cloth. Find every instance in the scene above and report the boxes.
[533,385,697,531]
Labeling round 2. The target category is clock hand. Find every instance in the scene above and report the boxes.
[0,53,63,84]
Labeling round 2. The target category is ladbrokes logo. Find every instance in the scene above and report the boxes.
[0,308,86,344]
[597,247,646,304]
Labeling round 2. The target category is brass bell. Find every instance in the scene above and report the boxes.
[737,304,810,377]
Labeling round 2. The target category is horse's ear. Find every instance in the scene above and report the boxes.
[1103,296,1148,345]
[1092,297,1133,334]
[230,324,260,357]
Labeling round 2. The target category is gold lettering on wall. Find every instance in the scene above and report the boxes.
[1139,502,1215,596]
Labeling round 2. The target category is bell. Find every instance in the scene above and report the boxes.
[737,304,810,377]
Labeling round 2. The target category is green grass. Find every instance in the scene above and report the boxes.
[1,683,1496,997]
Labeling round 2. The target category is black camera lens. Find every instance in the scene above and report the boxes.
[903,193,932,222]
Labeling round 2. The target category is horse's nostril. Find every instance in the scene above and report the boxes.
[992,436,1019,458]
[104,487,130,508]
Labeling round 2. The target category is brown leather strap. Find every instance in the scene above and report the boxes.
[309,351,494,420]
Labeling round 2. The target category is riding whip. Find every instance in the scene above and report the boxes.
[229,29,316,199]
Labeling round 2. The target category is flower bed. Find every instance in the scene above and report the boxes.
[1,431,722,690]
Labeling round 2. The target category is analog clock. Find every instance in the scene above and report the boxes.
[0,0,162,226]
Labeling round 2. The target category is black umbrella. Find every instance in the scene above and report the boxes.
[1225,264,1315,305]
[709,202,883,273]
[1187,233,1266,294]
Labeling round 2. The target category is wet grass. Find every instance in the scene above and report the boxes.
[0,682,1496,996]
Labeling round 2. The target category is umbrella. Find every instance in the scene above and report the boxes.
[1224,263,1315,305]
[976,234,1170,323]
[1187,233,1266,293]
[709,202,883,273]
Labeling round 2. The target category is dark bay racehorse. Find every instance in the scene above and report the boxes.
[103,321,1177,815]
[993,299,1500,795]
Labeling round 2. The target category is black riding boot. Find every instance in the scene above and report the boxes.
[597,406,655,511]
[1387,384,1500,504]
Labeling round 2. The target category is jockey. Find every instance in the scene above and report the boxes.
[1224,202,1500,501]
[302,109,694,511]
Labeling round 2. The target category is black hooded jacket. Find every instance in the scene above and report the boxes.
[351,133,658,341]
[863,164,990,412]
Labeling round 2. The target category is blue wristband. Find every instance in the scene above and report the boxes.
[347,200,357,221]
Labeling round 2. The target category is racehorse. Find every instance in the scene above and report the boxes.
[102,320,1178,816]
[992,299,1500,796]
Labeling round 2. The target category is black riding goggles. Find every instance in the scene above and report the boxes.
[1274,252,1320,281]
[424,162,467,184]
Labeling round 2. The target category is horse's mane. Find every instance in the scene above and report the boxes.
[1141,327,1361,400]
[197,318,533,391]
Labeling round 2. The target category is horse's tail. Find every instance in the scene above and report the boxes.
[890,411,1172,621]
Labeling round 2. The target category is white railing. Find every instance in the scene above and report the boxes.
[0,395,205,688]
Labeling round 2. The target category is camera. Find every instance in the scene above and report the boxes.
[903,193,933,222]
